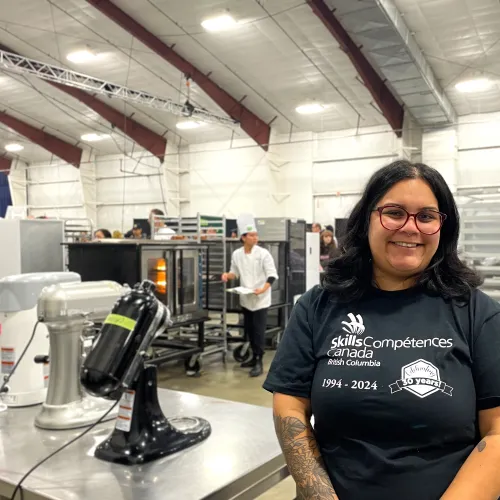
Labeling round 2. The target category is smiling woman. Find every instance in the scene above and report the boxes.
[263,160,500,500]
[324,160,482,297]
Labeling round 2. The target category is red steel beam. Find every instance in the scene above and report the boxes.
[50,83,167,163]
[86,0,271,151]
[0,112,83,167]
[0,156,11,174]
[306,0,404,137]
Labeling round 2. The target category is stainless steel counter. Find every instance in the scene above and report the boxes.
[0,389,289,500]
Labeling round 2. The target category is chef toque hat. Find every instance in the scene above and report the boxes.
[237,213,257,237]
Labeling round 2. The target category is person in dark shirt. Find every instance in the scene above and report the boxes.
[320,230,341,270]
[263,159,500,500]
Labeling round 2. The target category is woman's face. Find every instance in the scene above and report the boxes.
[323,235,332,245]
[368,178,441,283]
[95,230,105,239]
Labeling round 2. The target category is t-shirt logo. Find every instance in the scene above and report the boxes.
[342,313,365,335]
[389,359,453,399]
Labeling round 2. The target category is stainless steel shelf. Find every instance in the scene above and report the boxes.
[462,252,500,258]
[474,266,500,273]
[462,229,500,235]
[462,240,500,245]
[480,289,500,300]
[460,198,500,301]
[483,278,500,286]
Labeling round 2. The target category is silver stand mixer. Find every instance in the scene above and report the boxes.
[35,281,127,430]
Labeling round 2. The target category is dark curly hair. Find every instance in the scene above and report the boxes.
[323,160,482,301]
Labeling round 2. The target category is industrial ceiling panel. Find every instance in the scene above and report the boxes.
[110,0,388,134]
[393,0,500,116]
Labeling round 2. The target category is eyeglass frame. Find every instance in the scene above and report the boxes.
[373,205,447,235]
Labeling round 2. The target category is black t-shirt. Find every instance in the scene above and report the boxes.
[263,285,500,500]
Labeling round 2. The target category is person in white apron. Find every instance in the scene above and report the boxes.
[222,214,278,377]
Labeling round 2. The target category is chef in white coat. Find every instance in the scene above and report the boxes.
[222,214,278,377]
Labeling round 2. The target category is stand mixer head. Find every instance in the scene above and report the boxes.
[35,280,127,430]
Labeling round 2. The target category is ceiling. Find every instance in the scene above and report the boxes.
[0,0,498,164]
[393,0,500,115]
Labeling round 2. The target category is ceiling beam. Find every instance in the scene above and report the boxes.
[0,156,11,174]
[49,82,167,163]
[0,112,83,167]
[306,0,404,137]
[0,43,167,163]
[86,0,271,151]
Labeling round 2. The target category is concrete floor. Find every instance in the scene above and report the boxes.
[157,350,296,500]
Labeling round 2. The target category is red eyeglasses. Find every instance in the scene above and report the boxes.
[374,205,447,235]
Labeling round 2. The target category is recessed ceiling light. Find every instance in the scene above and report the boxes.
[81,133,110,142]
[176,121,206,130]
[5,143,23,152]
[295,103,326,114]
[67,50,100,64]
[455,78,493,93]
[201,14,237,32]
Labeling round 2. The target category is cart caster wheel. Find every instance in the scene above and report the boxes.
[185,358,201,377]
[233,343,251,363]
[271,335,279,350]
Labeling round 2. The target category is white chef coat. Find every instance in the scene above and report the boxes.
[230,245,278,311]
[154,227,176,240]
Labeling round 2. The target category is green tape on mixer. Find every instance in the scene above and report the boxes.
[104,314,137,331]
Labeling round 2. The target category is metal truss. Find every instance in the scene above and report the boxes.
[0,50,240,128]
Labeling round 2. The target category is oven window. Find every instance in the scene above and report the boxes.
[147,257,167,297]
[177,256,197,307]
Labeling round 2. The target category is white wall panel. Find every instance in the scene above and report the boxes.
[313,126,401,161]
[26,161,86,219]
[458,113,500,150]
[312,156,398,195]
[182,140,281,219]
[95,152,170,233]
[314,194,360,226]
[422,128,458,191]
[458,149,500,187]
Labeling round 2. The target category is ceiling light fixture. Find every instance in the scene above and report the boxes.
[81,133,110,142]
[4,143,24,152]
[176,121,205,130]
[455,78,493,93]
[295,103,326,114]
[201,14,237,32]
[67,49,99,64]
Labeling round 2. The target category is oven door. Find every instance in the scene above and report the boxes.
[141,250,173,309]
[175,249,200,314]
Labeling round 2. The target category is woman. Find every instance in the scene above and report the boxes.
[94,228,111,239]
[264,160,500,499]
[320,230,341,270]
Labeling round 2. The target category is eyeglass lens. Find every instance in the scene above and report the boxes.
[380,206,442,235]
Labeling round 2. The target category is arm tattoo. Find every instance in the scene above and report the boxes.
[477,440,487,452]
[274,415,338,499]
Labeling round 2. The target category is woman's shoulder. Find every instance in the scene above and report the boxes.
[468,288,500,321]
[296,285,338,313]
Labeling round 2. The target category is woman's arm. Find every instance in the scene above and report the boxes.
[273,393,339,500]
[441,407,500,500]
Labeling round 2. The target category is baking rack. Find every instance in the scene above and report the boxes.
[459,187,500,301]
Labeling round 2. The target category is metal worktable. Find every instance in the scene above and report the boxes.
[0,389,289,500]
